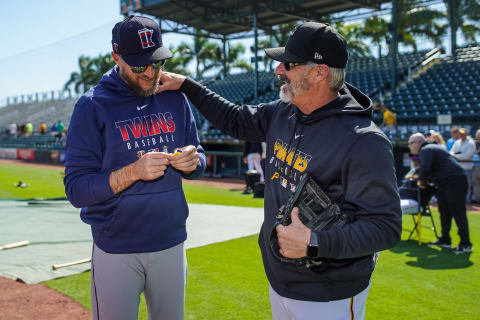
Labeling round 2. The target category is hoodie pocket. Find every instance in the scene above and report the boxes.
[105,189,189,238]
[311,255,375,282]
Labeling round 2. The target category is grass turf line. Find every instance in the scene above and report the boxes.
[0,163,264,207]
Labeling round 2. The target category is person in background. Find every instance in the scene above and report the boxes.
[471,129,480,204]
[430,131,446,148]
[50,122,58,135]
[408,133,472,254]
[376,101,397,134]
[19,123,26,136]
[446,126,460,151]
[9,122,17,137]
[56,120,65,133]
[39,122,48,135]
[450,128,476,203]
[25,122,33,137]
[243,141,265,182]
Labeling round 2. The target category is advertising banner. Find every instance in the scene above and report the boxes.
[16,149,34,161]
[0,148,17,159]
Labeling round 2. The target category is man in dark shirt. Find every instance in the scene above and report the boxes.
[158,22,401,320]
[408,133,472,254]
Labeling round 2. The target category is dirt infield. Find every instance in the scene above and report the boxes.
[0,277,90,320]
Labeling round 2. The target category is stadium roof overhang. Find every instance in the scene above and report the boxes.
[122,0,390,39]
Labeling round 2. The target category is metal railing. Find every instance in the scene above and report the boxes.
[2,89,80,107]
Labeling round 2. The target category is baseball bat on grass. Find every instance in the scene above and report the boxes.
[52,258,91,270]
[0,240,29,250]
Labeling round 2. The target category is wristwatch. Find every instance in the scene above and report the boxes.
[306,231,320,258]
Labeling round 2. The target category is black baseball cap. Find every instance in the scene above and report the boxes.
[265,22,348,68]
[112,15,172,67]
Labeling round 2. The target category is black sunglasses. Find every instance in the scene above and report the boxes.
[284,62,308,71]
[129,60,165,74]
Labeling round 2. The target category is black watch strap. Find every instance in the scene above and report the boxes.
[307,231,320,258]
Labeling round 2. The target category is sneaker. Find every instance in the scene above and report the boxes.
[427,239,452,248]
[452,245,473,254]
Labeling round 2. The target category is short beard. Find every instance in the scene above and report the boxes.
[120,67,161,97]
[278,72,309,103]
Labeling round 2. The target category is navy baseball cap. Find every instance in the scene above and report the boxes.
[112,15,172,67]
[265,22,348,68]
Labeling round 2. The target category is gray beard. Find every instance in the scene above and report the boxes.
[277,72,309,103]
[279,85,292,103]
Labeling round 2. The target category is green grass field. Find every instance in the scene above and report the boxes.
[0,162,263,207]
[2,162,479,319]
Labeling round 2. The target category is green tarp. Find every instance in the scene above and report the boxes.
[0,200,263,284]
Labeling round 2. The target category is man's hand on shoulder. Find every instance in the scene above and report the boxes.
[167,145,200,176]
[156,71,187,94]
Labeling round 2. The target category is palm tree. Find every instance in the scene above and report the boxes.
[64,53,115,93]
[64,55,91,93]
[223,43,252,73]
[395,0,446,51]
[333,22,371,57]
[164,45,192,76]
[445,0,480,47]
[362,16,389,57]
[257,22,299,71]
[177,29,221,79]
[463,0,480,21]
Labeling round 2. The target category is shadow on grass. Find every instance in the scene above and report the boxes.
[389,240,473,270]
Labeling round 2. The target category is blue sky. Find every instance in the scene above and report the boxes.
[0,0,243,106]
[0,1,120,104]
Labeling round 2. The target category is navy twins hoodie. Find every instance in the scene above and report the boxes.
[64,67,206,253]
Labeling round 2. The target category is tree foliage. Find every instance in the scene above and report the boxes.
[333,22,371,57]
[64,53,115,93]
[446,0,480,44]
[65,3,480,90]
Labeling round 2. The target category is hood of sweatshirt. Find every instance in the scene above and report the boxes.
[293,82,372,125]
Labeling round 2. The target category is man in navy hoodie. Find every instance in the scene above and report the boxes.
[64,16,206,320]
[157,22,401,319]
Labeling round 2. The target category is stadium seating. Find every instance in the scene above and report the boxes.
[0,99,76,132]
[346,51,430,96]
[1,47,478,148]
[0,134,64,150]
[382,45,480,139]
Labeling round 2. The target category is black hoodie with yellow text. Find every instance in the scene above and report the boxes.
[179,78,401,302]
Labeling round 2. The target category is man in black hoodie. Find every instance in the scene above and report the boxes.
[408,133,472,254]
[158,22,401,320]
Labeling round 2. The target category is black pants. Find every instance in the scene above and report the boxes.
[436,175,472,246]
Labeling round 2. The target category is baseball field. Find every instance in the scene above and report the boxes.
[1,160,479,319]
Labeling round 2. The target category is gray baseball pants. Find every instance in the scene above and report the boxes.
[91,242,186,320]
[269,282,371,320]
